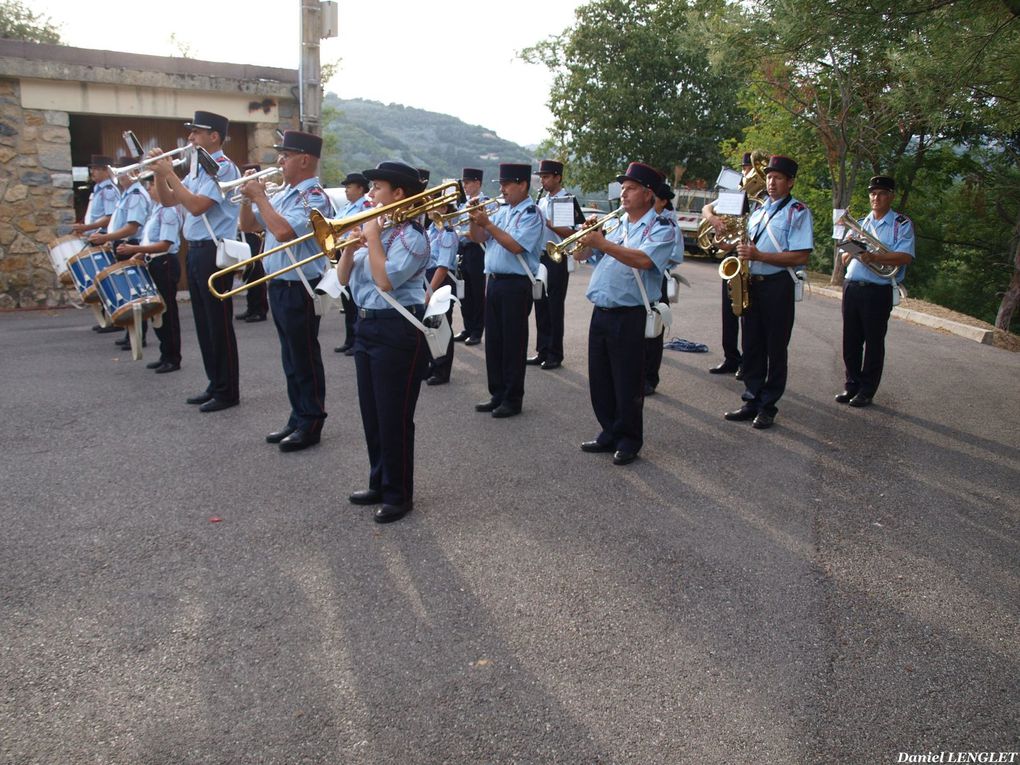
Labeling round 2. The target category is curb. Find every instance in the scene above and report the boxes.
[812,285,994,345]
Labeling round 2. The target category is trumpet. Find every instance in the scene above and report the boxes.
[109,146,193,180]
[835,211,901,279]
[545,207,625,263]
[429,196,504,229]
[219,167,284,202]
[208,180,467,299]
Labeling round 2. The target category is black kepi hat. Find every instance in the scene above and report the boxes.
[498,163,531,183]
[417,168,431,184]
[461,167,483,182]
[363,161,426,195]
[868,175,895,192]
[340,172,369,188]
[616,161,664,190]
[273,130,322,158]
[90,154,115,168]
[184,110,229,138]
[741,152,753,166]
[764,155,798,178]
[538,159,564,176]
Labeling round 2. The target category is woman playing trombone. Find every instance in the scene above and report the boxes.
[335,161,430,523]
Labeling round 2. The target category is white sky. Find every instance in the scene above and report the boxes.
[47,0,585,147]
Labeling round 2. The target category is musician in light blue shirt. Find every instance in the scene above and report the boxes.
[727,154,814,430]
[837,174,916,408]
[423,213,460,385]
[239,130,334,452]
[89,160,151,254]
[467,163,544,418]
[335,172,374,354]
[72,155,120,236]
[149,110,242,410]
[575,162,675,466]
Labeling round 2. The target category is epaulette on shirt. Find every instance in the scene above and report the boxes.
[791,201,805,212]
[655,215,675,226]
[216,155,229,164]
[896,214,910,225]
[523,205,537,215]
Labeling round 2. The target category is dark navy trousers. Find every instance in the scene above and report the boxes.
[458,241,485,339]
[149,253,181,365]
[186,241,239,403]
[425,266,455,381]
[740,272,795,415]
[721,277,742,363]
[533,253,569,363]
[269,280,326,432]
[484,274,533,408]
[842,280,894,395]
[588,305,647,454]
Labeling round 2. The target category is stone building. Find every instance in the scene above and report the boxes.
[0,39,299,310]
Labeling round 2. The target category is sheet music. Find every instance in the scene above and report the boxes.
[832,208,847,240]
[715,167,743,191]
[714,191,746,216]
[550,196,576,228]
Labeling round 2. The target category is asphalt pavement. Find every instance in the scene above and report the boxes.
[1,260,1017,764]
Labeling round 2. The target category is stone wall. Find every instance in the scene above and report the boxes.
[0,77,75,310]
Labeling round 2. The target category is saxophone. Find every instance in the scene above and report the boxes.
[717,215,750,316]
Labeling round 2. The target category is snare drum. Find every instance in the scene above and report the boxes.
[66,246,115,303]
[47,235,87,286]
[94,261,165,327]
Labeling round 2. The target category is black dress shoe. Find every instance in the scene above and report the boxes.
[752,411,775,429]
[245,313,267,323]
[526,354,545,366]
[186,392,214,405]
[115,337,130,347]
[95,324,120,334]
[266,425,296,444]
[643,382,656,396]
[734,366,744,381]
[709,360,740,375]
[146,360,163,369]
[453,330,469,342]
[724,405,757,421]
[613,450,637,466]
[199,398,239,413]
[349,489,383,505]
[540,360,561,370]
[374,502,413,523]
[475,399,499,412]
[334,342,353,353]
[464,336,481,346]
[154,362,180,374]
[235,311,251,320]
[279,428,320,452]
[580,440,614,453]
[491,403,521,418]
[425,375,449,386]
[344,347,355,356]
[848,392,874,408]
[834,389,857,404]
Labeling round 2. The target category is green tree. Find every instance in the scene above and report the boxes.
[522,0,745,192]
[0,0,61,44]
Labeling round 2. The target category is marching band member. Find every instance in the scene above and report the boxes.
[149,110,241,412]
[335,161,430,523]
[334,172,373,355]
[529,159,582,370]
[239,130,334,452]
[71,155,120,238]
[644,181,682,395]
[575,162,675,466]
[468,163,544,418]
[837,175,915,408]
[454,167,486,346]
[118,200,184,374]
[424,202,459,386]
[235,163,269,324]
[725,155,813,430]
[703,152,756,379]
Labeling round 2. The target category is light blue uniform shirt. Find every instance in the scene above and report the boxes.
[349,222,429,310]
[252,177,334,282]
[846,209,915,285]
[181,149,241,242]
[662,211,684,266]
[340,194,373,220]
[481,198,544,276]
[87,179,120,230]
[586,208,675,308]
[746,194,814,275]
[141,204,182,256]
[427,225,458,272]
[109,181,151,235]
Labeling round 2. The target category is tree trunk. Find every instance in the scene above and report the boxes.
[994,204,1020,331]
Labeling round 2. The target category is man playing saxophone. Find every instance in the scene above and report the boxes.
[836,175,915,409]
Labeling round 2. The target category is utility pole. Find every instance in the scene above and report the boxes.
[299,0,337,135]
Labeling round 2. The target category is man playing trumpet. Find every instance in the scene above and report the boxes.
[238,130,334,451]
[837,175,915,408]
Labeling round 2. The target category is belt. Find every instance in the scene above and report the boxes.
[749,271,787,283]
[845,280,891,288]
[358,305,425,319]
[594,305,646,313]
[271,278,321,288]
[186,239,215,248]
[487,272,530,281]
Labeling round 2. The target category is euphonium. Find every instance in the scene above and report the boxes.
[740,150,769,205]
[698,214,745,257]
[835,211,901,279]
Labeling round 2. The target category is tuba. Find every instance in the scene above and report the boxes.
[835,211,901,279]
[700,150,769,257]
[739,150,769,205]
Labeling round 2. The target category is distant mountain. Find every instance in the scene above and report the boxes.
[322,95,537,184]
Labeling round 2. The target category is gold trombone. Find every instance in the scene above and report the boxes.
[208,180,466,299]
[545,207,625,263]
